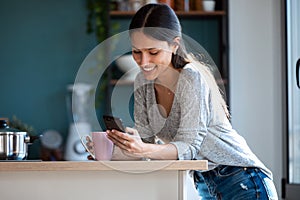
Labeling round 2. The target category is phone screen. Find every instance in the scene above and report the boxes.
[102,115,126,132]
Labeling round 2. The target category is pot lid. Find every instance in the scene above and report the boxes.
[0,120,27,133]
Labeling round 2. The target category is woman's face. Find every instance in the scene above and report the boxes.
[131,31,177,81]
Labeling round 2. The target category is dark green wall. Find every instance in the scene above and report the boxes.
[181,18,220,67]
[0,0,96,158]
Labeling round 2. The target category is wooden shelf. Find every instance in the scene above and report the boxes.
[176,10,226,16]
[110,10,225,17]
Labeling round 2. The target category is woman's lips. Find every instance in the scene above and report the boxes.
[140,63,156,72]
[142,65,155,72]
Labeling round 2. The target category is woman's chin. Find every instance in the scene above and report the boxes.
[143,74,156,81]
[142,70,157,81]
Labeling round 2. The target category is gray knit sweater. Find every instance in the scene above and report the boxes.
[133,63,272,179]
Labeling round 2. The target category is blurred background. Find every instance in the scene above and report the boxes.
[0,0,98,159]
[0,0,222,160]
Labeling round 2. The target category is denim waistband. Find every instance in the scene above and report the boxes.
[195,165,278,200]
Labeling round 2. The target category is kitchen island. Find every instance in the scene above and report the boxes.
[0,160,207,200]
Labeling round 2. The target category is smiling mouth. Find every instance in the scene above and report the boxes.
[142,65,156,72]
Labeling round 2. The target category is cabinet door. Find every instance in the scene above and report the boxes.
[284,0,300,199]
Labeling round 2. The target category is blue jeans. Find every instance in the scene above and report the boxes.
[194,165,278,200]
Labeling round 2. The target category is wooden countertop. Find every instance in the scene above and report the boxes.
[0,160,207,172]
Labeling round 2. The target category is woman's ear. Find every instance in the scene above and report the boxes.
[173,46,179,55]
[173,37,180,45]
[172,37,180,54]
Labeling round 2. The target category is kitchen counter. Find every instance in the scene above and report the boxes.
[0,160,207,171]
[0,160,207,200]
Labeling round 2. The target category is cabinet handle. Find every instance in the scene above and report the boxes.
[297,58,300,89]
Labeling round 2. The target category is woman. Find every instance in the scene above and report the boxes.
[96,3,278,199]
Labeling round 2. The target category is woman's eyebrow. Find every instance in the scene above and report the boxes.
[132,46,160,51]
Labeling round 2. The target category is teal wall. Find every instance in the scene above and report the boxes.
[181,18,220,67]
[0,0,96,158]
[0,1,221,159]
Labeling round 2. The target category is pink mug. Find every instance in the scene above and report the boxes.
[82,132,114,161]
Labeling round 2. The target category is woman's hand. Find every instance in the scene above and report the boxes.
[107,127,178,160]
[106,127,146,158]
[85,136,95,160]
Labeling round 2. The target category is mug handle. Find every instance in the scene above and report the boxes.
[80,135,95,160]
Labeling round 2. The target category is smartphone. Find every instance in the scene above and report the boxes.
[102,115,126,132]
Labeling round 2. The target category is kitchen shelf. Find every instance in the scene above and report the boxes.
[110,10,226,17]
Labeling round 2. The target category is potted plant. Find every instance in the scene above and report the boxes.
[85,0,123,117]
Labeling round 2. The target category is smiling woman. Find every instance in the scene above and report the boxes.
[102,3,279,199]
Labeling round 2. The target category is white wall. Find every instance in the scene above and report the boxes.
[229,0,283,195]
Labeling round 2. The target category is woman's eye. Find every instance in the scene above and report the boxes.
[149,51,159,55]
[132,50,141,54]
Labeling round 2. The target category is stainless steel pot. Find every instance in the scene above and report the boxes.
[0,120,36,160]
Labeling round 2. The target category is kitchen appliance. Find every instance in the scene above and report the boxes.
[64,83,92,161]
[0,120,37,160]
[40,129,63,161]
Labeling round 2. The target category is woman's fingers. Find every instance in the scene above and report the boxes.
[107,132,128,149]
[107,130,130,143]
[125,127,139,136]
[107,130,136,150]
[84,136,95,154]
[106,128,143,155]
[87,155,94,160]
[86,136,92,142]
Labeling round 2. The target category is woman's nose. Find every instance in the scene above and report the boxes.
[140,53,150,66]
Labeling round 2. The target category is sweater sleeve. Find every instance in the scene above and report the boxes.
[170,69,212,160]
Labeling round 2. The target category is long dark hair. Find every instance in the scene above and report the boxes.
[129,3,189,69]
[130,4,230,118]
